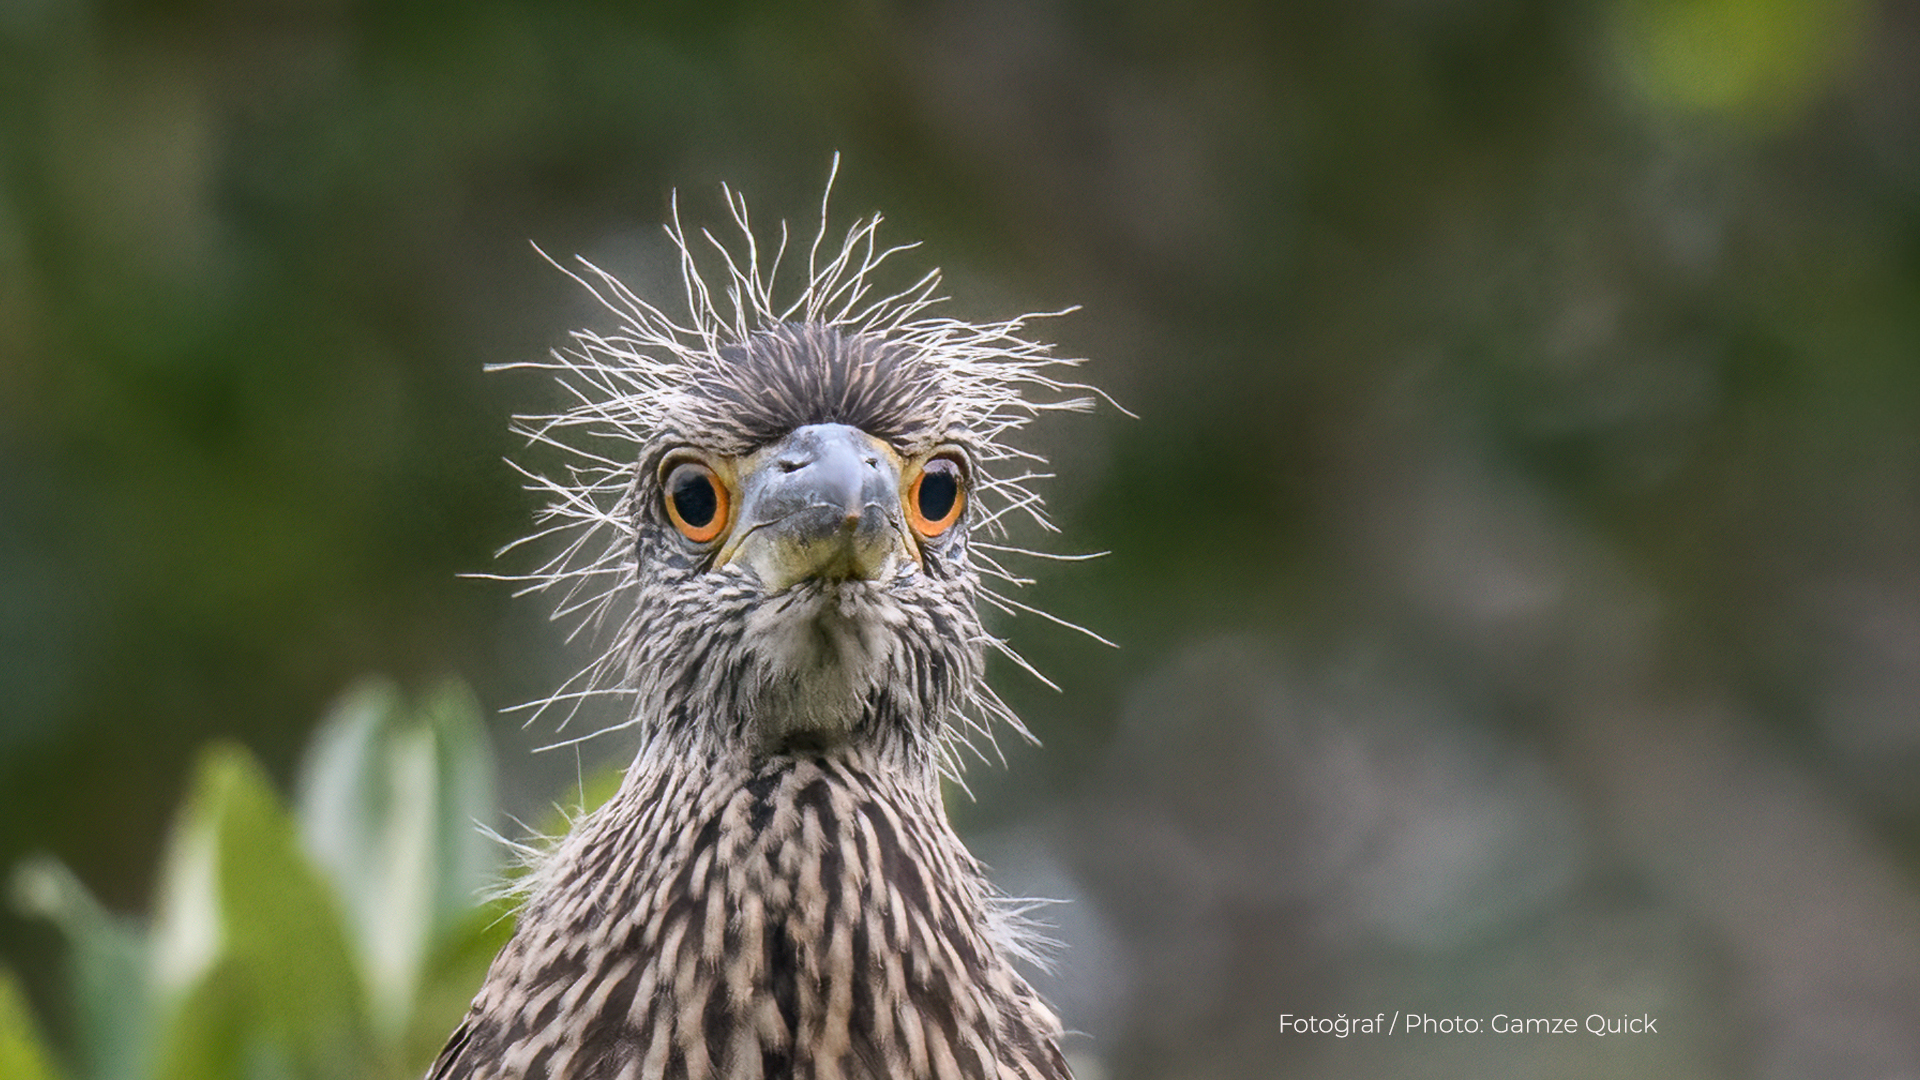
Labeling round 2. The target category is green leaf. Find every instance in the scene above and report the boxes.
[0,968,66,1080]
[295,678,496,1040]
[18,678,506,1080]
[402,896,517,1070]
[152,744,369,1080]
[11,856,151,1080]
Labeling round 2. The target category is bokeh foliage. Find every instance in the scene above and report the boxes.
[3,0,1919,1076]
[9,681,510,1080]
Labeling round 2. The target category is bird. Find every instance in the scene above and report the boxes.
[428,167,1101,1080]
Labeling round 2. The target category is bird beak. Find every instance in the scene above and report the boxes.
[715,423,911,591]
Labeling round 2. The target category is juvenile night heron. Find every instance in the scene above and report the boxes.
[430,171,1099,1080]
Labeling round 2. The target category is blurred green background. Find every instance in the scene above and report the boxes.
[3,0,1918,1076]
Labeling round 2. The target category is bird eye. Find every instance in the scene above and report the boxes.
[908,454,966,538]
[662,460,728,543]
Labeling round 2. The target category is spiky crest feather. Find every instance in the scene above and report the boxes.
[478,159,1110,775]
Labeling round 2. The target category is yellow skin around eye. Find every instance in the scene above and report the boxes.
[666,438,967,582]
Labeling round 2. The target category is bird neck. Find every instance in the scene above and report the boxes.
[493,740,1059,1079]
[630,660,955,784]
[631,710,948,815]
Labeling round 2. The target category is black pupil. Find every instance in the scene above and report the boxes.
[918,462,960,522]
[669,467,718,528]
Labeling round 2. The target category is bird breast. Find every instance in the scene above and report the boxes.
[445,749,1067,1080]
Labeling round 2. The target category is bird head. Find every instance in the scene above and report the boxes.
[622,323,992,759]
[497,167,1100,774]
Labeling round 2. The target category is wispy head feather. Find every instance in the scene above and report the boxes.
[480,157,1109,762]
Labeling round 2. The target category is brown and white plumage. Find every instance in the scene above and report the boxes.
[432,165,1098,1080]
